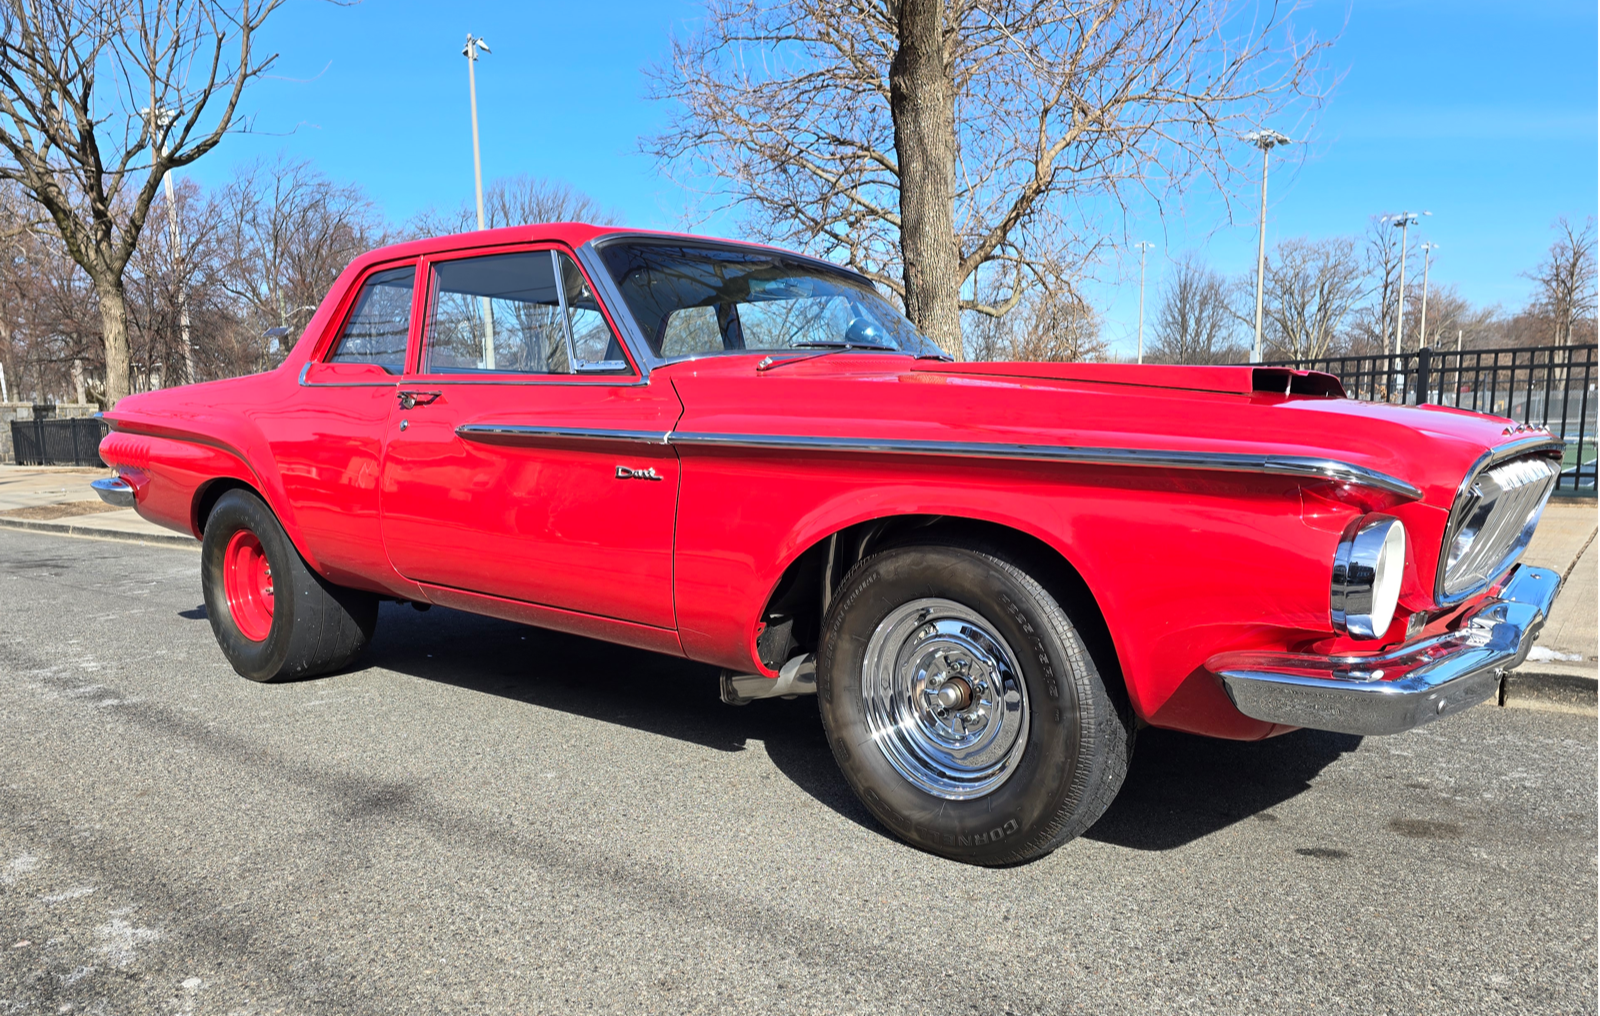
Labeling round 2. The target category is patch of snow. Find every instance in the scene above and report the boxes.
[1525,646,1584,663]
[92,917,160,968]
[38,886,96,904]
[1,853,40,885]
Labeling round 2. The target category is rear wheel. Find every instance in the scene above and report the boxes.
[817,541,1133,865]
[201,489,378,682]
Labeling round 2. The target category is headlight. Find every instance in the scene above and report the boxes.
[1331,515,1407,640]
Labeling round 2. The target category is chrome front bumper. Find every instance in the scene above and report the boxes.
[1208,565,1562,736]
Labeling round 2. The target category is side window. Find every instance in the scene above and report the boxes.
[328,265,415,372]
[425,252,568,374]
[660,306,724,356]
[557,253,629,371]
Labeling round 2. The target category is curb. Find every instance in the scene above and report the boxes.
[0,515,198,550]
[1501,664,1598,716]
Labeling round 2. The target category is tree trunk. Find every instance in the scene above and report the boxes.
[95,278,132,406]
[889,0,962,359]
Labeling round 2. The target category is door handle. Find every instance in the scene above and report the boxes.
[398,390,441,410]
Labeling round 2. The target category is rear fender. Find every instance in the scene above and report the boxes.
[98,423,323,573]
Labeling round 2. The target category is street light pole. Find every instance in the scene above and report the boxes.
[1135,241,1153,364]
[1386,211,1429,355]
[463,33,491,232]
[1418,242,1438,351]
[1244,130,1291,363]
[141,106,194,386]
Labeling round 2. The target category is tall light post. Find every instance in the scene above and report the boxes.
[1383,211,1429,355]
[1417,242,1438,351]
[1244,129,1291,363]
[1134,241,1153,364]
[463,33,491,231]
[462,33,494,366]
[141,106,194,385]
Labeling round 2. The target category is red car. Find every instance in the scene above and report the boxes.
[94,224,1564,865]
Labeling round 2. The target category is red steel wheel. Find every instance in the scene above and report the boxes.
[222,529,274,642]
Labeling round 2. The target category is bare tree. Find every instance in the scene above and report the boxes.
[1260,235,1363,360]
[1149,253,1242,363]
[1343,215,1416,356]
[409,174,619,237]
[0,0,283,405]
[969,283,1107,361]
[1523,215,1597,348]
[217,155,384,360]
[647,0,1327,358]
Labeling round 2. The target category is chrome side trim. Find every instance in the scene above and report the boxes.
[90,476,136,508]
[457,424,671,446]
[1211,564,1560,736]
[665,432,1424,499]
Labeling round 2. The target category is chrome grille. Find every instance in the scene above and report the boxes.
[1438,453,1560,603]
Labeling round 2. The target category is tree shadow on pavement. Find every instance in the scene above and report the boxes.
[357,602,885,836]
[1084,726,1363,851]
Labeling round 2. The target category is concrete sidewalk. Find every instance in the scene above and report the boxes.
[0,464,1594,711]
[1507,499,1598,713]
[0,465,196,548]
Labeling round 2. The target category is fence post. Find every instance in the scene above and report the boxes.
[1415,346,1432,406]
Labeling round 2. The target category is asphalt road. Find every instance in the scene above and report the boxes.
[1,529,1594,1015]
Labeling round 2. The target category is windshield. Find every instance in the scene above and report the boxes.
[595,240,941,361]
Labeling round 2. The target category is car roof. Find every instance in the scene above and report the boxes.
[342,223,846,275]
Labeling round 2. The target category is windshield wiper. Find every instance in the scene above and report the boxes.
[756,340,898,372]
[789,340,894,351]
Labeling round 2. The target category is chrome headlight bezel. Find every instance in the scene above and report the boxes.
[1436,441,1563,607]
[1332,514,1408,640]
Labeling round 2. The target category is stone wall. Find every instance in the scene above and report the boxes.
[0,403,101,465]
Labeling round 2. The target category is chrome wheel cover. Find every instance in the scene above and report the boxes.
[861,598,1030,800]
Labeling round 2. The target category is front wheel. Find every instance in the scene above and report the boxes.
[201,489,378,682]
[817,542,1133,865]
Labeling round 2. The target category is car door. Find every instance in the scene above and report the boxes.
[377,243,682,630]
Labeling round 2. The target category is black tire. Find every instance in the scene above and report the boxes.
[817,541,1133,866]
[200,489,378,683]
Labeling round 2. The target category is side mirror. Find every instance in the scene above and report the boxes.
[300,361,398,386]
[844,318,890,347]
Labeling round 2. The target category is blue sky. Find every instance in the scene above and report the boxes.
[192,0,1598,358]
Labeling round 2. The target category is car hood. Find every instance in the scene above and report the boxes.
[663,355,1544,509]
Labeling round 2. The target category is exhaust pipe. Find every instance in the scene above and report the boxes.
[721,653,817,706]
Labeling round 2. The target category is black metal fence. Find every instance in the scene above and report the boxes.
[10,414,109,466]
[1258,344,1597,495]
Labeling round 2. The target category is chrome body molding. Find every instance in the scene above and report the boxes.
[90,476,136,508]
[456,424,670,446]
[666,432,1424,499]
[1211,564,1561,737]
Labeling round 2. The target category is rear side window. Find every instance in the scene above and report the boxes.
[328,265,415,373]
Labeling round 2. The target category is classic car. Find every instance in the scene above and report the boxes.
[93,223,1565,865]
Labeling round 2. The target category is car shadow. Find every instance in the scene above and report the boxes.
[357,602,884,835]
[1083,726,1363,851]
[355,603,1360,853]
